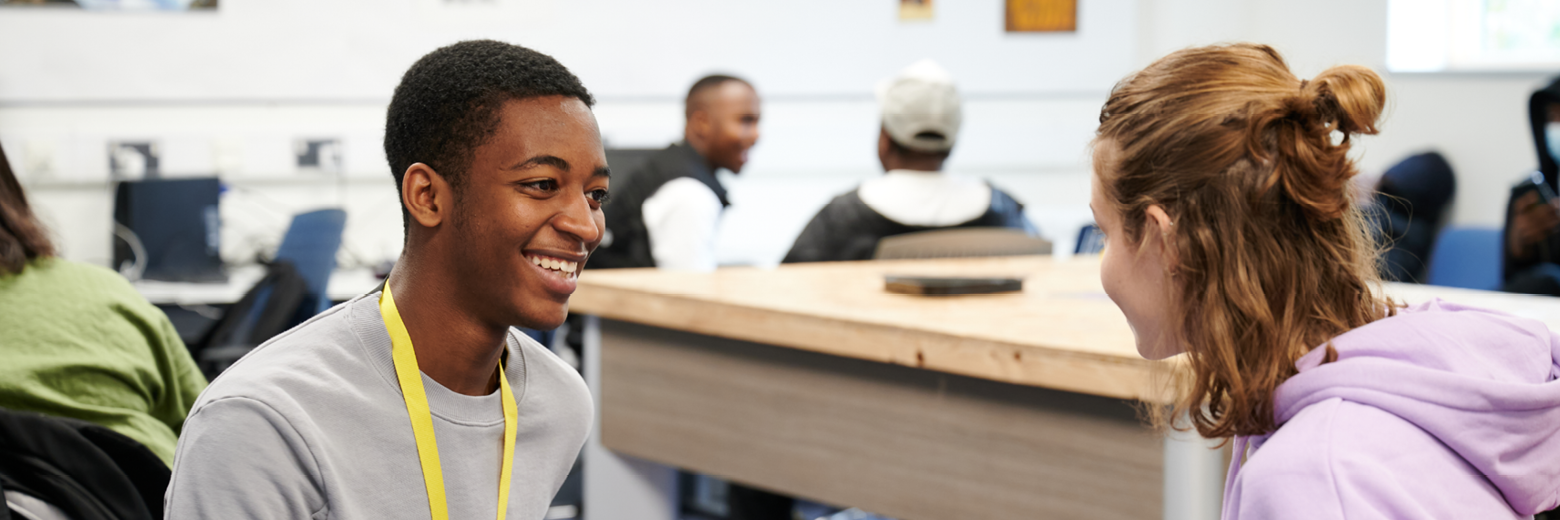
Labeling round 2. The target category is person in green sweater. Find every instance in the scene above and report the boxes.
[0,143,207,466]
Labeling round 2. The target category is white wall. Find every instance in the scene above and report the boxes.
[1,0,1548,269]
[1,0,1132,267]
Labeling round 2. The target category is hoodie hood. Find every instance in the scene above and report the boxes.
[1273,299,1560,515]
[1530,75,1560,188]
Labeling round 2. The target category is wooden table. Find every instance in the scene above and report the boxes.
[569,256,1560,520]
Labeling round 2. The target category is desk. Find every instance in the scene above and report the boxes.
[572,256,1193,520]
[570,256,1560,520]
[132,265,383,306]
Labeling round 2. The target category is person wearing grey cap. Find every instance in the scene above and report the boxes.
[782,60,1034,264]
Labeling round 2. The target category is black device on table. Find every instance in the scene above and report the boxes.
[884,275,1023,295]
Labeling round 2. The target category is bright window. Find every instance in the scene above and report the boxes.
[1388,0,1560,72]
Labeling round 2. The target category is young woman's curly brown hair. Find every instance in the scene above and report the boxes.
[1094,43,1396,438]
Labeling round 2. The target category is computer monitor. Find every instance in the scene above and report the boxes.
[112,177,225,282]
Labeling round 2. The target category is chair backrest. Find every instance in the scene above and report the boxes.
[0,408,168,520]
[273,208,347,314]
[1075,224,1106,255]
[873,228,1052,260]
[1424,226,1502,291]
[604,148,661,180]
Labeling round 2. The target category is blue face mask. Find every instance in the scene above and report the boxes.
[1546,122,1560,162]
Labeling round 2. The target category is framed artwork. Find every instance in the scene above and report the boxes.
[1,0,216,10]
[899,0,933,21]
[1006,0,1075,33]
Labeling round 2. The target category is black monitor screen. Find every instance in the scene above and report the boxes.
[112,177,224,282]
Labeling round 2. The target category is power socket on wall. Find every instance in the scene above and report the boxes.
[108,140,161,180]
[23,139,57,180]
[294,137,343,175]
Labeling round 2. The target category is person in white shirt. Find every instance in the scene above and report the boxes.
[783,60,1035,263]
[589,75,761,271]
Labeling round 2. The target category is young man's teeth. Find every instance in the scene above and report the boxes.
[530,255,578,275]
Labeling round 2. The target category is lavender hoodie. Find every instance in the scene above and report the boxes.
[1221,299,1560,519]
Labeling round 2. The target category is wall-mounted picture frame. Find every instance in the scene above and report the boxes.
[1,0,216,11]
[899,0,933,21]
[1006,0,1076,33]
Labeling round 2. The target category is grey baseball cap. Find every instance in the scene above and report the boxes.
[876,59,961,153]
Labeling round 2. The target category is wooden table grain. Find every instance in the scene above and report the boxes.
[571,256,1167,402]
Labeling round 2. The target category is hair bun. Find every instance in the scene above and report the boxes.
[1263,64,1385,221]
[1301,64,1385,136]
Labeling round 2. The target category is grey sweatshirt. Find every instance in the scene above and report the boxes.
[165,293,593,519]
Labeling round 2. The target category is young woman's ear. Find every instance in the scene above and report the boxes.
[1144,204,1177,271]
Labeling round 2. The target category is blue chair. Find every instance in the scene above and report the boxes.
[197,209,346,377]
[1424,226,1502,291]
[1076,224,1105,255]
[274,208,348,314]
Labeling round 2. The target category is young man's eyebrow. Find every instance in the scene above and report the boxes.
[592,166,611,178]
[506,155,571,172]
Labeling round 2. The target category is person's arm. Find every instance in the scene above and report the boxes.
[165,397,326,519]
[641,178,724,271]
[1506,190,1560,265]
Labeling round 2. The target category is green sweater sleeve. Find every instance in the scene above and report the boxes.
[142,304,209,437]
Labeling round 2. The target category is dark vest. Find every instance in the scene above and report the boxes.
[781,186,1029,264]
[589,143,729,269]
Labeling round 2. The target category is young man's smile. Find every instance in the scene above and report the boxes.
[523,250,584,297]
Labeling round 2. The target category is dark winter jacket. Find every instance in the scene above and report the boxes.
[782,186,1029,264]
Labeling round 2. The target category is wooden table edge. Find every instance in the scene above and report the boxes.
[572,283,1177,403]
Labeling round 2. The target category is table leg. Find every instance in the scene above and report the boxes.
[581,315,680,520]
[1162,424,1226,520]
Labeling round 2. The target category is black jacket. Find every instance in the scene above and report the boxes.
[1502,75,1560,282]
[782,186,1029,264]
[588,143,728,269]
[0,408,169,520]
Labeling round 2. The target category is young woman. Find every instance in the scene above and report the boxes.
[0,142,207,466]
[1090,43,1560,518]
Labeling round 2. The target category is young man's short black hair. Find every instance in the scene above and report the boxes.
[384,39,595,232]
[684,74,751,119]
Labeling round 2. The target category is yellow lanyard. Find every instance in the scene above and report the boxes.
[380,285,517,520]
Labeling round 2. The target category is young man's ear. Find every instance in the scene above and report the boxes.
[1144,204,1178,271]
[686,109,712,142]
[402,163,451,230]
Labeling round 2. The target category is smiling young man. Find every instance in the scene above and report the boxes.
[165,40,605,519]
